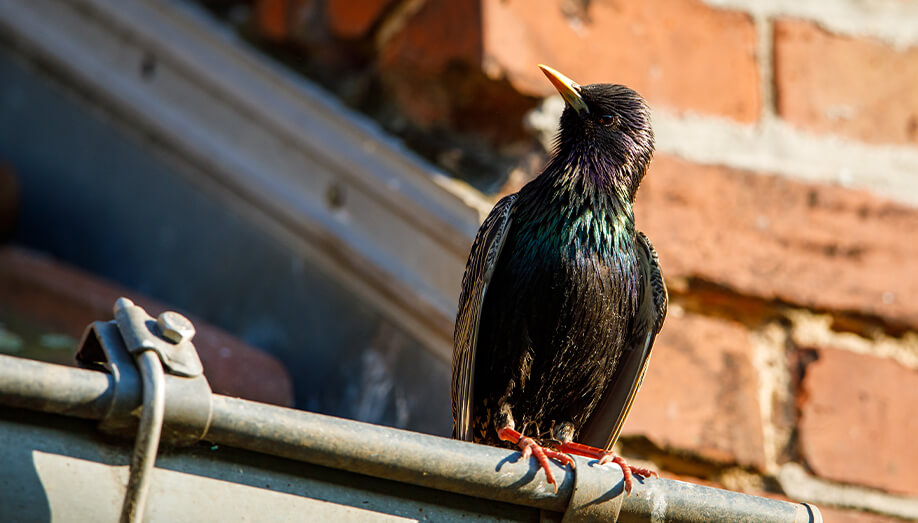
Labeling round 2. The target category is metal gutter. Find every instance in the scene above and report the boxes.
[0,0,484,362]
[0,0,825,519]
[0,351,820,522]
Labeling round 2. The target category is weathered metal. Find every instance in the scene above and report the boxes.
[205,397,819,522]
[76,302,215,447]
[0,0,482,365]
[121,350,165,523]
[111,296,208,522]
[0,353,113,420]
[113,297,203,379]
[156,310,196,345]
[0,342,821,522]
[0,408,537,522]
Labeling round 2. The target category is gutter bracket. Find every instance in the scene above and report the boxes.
[561,456,625,522]
[76,297,214,446]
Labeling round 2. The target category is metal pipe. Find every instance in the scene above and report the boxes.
[206,396,816,522]
[0,356,819,522]
[206,395,571,512]
[616,480,820,523]
[120,351,166,523]
[0,353,113,419]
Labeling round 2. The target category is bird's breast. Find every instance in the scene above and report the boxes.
[490,203,642,351]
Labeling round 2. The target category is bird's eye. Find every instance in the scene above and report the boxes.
[600,114,619,127]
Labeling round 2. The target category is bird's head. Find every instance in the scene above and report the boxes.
[540,64,654,201]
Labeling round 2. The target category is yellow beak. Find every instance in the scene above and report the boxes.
[539,64,589,115]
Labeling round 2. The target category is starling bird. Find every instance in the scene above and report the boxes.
[452,65,667,494]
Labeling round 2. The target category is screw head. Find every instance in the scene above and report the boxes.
[156,311,195,343]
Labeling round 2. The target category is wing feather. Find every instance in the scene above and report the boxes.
[451,194,518,441]
[579,231,668,450]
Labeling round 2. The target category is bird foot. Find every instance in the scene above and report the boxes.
[552,440,657,495]
[497,426,574,493]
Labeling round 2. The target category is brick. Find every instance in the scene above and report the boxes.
[379,0,483,130]
[0,247,293,407]
[378,0,537,142]
[622,312,767,470]
[483,0,760,122]
[799,348,918,496]
[635,155,918,330]
[326,0,395,39]
[379,0,758,135]
[254,0,290,40]
[379,0,481,76]
[774,19,918,146]
[254,0,312,41]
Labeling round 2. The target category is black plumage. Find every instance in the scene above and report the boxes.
[452,65,667,493]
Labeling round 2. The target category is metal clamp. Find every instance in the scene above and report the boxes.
[75,297,214,523]
[561,456,625,522]
[113,297,203,378]
[76,298,214,444]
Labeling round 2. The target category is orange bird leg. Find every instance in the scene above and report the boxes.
[553,440,657,495]
[497,426,575,493]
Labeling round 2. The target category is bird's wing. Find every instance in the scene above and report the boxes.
[452,193,518,441]
[579,231,668,450]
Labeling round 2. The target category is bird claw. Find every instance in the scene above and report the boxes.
[498,427,574,493]
[554,441,656,496]
[517,440,533,461]
[599,453,657,479]
[596,452,657,495]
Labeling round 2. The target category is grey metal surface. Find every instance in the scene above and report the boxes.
[206,397,815,522]
[562,453,624,522]
[0,352,820,522]
[111,295,212,522]
[77,301,216,451]
[122,350,166,523]
[208,395,574,512]
[156,311,196,345]
[0,1,452,434]
[0,354,113,420]
[615,480,809,523]
[114,297,203,378]
[76,321,146,436]
[0,408,535,523]
[0,0,482,364]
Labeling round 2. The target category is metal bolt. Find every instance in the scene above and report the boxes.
[156,311,195,343]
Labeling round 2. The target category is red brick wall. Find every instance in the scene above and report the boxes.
[245,1,918,519]
[774,18,918,146]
